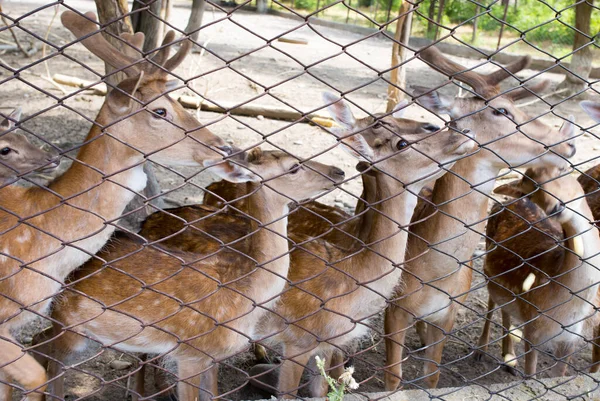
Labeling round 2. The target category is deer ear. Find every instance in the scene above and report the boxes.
[494,180,527,198]
[412,86,453,115]
[1,108,22,130]
[204,160,260,183]
[340,133,374,161]
[581,101,600,123]
[391,99,409,119]
[560,115,576,139]
[322,92,356,130]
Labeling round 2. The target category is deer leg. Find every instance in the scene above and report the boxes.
[129,354,147,401]
[0,330,47,401]
[384,304,413,391]
[199,364,218,401]
[0,370,13,401]
[524,341,538,377]
[176,358,207,401]
[329,349,344,380]
[500,309,520,375]
[278,346,312,399]
[416,321,427,347]
[551,342,574,377]
[592,323,600,373]
[475,295,495,361]
[422,312,456,389]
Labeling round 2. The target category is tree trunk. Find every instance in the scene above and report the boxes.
[386,1,413,112]
[94,0,133,89]
[471,4,480,43]
[257,0,269,13]
[557,0,595,97]
[434,0,445,39]
[186,0,207,41]
[426,0,436,38]
[131,0,163,53]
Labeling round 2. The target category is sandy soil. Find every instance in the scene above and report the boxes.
[1,0,600,400]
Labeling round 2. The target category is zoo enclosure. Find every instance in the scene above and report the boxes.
[0,0,599,400]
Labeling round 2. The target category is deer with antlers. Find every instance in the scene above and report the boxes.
[383,46,577,390]
[0,11,233,400]
[476,101,600,375]
[123,94,476,397]
[38,149,345,401]
[0,108,59,185]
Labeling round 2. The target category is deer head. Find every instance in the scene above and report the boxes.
[414,46,576,169]
[205,148,345,201]
[494,167,584,224]
[61,11,232,166]
[323,93,476,186]
[0,108,58,183]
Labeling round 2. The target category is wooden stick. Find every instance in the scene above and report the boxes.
[52,74,108,95]
[178,95,335,127]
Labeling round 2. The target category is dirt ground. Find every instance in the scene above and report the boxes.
[1,0,600,400]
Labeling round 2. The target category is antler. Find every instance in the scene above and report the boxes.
[62,11,192,79]
[61,11,142,77]
[418,46,531,98]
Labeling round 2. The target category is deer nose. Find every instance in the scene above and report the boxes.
[217,145,234,156]
[330,167,345,182]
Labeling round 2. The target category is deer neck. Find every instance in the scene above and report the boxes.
[350,173,417,279]
[0,106,147,284]
[244,182,291,291]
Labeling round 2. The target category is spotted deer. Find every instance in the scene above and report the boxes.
[0,108,59,185]
[477,101,600,375]
[383,46,577,390]
[479,166,600,376]
[130,95,476,397]
[0,11,232,400]
[38,149,345,401]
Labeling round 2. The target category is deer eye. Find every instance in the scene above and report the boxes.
[492,108,511,118]
[289,164,300,174]
[152,108,167,118]
[396,139,409,150]
[0,147,11,156]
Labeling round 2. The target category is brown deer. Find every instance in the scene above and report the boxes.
[39,149,344,401]
[0,11,233,400]
[383,46,577,390]
[478,166,600,376]
[477,101,600,375]
[0,108,59,184]
[129,95,476,397]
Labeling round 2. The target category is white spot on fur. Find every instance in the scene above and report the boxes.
[16,230,31,243]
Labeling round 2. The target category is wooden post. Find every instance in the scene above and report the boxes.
[386,1,413,112]
[94,0,133,90]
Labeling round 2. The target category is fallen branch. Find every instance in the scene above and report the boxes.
[52,74,107,96]
[178,95,335,127]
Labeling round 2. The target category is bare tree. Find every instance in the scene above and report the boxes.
[558,0,596,97]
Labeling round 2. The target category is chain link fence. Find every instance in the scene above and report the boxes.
[0,0,599,400]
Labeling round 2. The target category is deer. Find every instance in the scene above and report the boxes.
[37,149,345,401]
[0,108,59,185]
[477,166,600,376]
[383,46,577,390]
[0,10,234,400]
[125,94,476,397]
[476,101,600,375]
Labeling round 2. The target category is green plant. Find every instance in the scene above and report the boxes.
[315,355,359,401]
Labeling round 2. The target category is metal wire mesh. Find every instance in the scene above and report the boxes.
[0,0,599,400]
